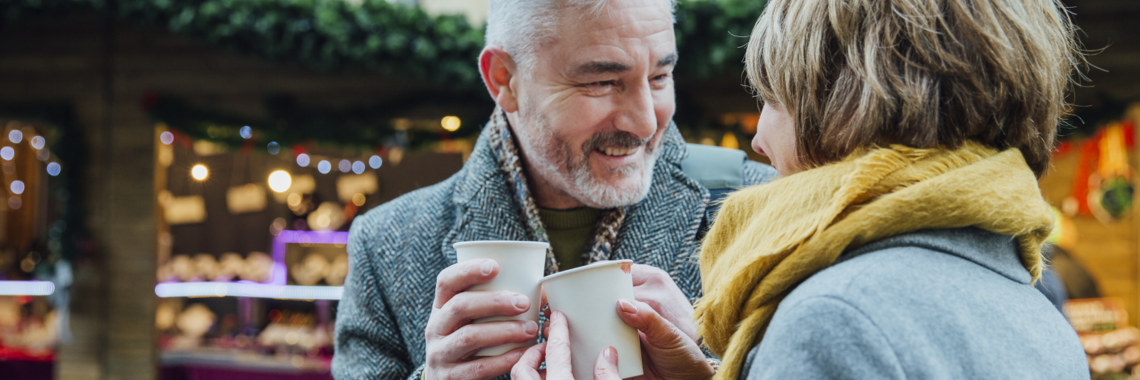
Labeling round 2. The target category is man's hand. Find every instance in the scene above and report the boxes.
[425,259,539,380]
[631,264,697,341]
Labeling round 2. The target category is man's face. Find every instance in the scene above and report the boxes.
[509,0,676,209]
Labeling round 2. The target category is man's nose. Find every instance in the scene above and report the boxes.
[613,82,657,140]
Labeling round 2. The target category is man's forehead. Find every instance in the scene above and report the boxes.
[550,0,676,71]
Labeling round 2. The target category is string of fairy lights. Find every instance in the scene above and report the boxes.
[163,114,464,186]
[3,125,63,211]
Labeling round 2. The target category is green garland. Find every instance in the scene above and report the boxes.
[3,0,770,90]
[8,0,1114,147]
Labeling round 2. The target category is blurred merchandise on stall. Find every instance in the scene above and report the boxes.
[1066,298,1140,379]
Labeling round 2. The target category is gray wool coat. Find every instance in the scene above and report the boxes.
[742,227,1090,380]
[332,122,776,380]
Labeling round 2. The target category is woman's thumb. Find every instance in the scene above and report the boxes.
[593,346,622,380]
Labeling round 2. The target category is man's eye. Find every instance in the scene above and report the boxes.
[588,80,616,89]
[652,74,671,82]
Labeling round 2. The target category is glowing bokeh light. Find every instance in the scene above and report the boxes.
[240,126,253,139]
[296,153,311,167]
[441,116,461,132]
[30,136,45,149]
[338,160,351,173]
[8,130,22,144]
[352,161,365,174]
[317,160,331,174]
[191,164,209,180]
[0,147,13,161]
[267,141,280,155]
[268,170,292,193]
[160,131,174,145]
[46,162,60,176]
[8,196,20,210]
[369,155,382,169]
[10,180,24,195]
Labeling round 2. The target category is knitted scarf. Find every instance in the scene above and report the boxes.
[695,142,1054,380]
[485,108,626,274]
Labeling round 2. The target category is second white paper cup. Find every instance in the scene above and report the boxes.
[454,240,548,357]
[540,260,643,379]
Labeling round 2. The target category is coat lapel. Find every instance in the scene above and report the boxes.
[440,130,533,265]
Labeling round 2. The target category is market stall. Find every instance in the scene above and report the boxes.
[152,122,464,379]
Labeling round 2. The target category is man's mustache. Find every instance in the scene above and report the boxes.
[581,131,653,153]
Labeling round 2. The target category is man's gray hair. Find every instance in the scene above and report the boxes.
[484,0,676,76]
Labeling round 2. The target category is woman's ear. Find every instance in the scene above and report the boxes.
[479,46,520,113]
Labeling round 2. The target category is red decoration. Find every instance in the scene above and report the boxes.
[1070,131,1103,216]
[1123,120,1135,148]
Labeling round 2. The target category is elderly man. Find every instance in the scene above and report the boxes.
[332,0,776,379]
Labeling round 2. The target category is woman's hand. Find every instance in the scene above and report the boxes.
[616,299,715,380]
[511,310,623,380]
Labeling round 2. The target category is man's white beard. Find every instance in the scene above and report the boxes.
[515,112,658,209]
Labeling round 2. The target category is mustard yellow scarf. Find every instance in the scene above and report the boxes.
[695,142,1054,380]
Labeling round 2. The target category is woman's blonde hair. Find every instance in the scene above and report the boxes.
[746,0,1085,176]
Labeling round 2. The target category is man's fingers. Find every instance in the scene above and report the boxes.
[616,299,688,350]
[437,320,538,362]
[434,290,531,335]
[593,346,623,380]
[510,343,547,380]
[545,311,574,377]
[435,259,499,308]
[445,346,528,380]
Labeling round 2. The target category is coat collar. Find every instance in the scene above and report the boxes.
[840,227,1032,284]
[440,118,708,273]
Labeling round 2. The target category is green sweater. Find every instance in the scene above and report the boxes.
[537,207,602,271]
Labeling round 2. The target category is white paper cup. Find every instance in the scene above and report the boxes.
[453,240,548,356]
[540,260,643,379]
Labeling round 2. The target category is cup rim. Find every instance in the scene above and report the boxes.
[538,259,633,285]
[453,240,550,250]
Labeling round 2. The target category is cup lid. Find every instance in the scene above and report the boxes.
[453,240,550,249]
[537,259,633,285]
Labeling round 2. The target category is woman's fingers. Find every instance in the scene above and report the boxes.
[615,299,716,379]
[593,346,623,380]
[616,299,688,350]
[545,311,575,376]
[510,342,547,380]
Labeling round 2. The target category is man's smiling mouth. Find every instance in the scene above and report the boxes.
[598,146,638,157]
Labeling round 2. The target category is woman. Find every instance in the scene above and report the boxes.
[515,0,1090,378]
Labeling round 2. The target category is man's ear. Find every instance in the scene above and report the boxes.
[479,46,520,113]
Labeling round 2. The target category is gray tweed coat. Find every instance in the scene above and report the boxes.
[332,122,776,380]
